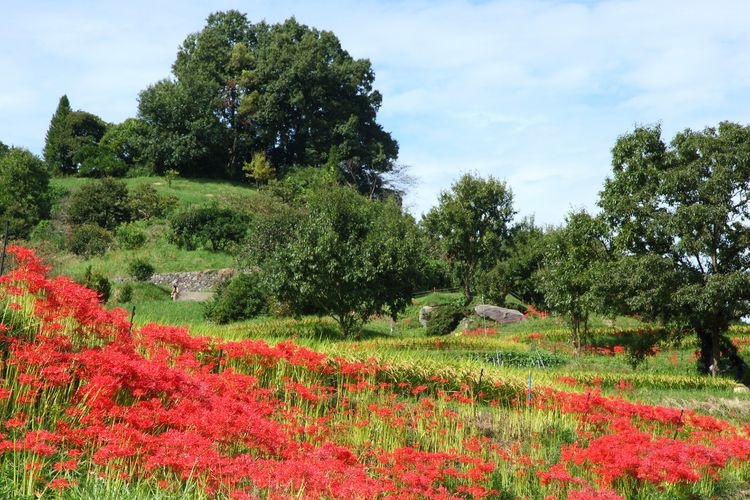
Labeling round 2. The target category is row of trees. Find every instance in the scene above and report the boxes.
[427,122,750,379]
[40,10,399,198]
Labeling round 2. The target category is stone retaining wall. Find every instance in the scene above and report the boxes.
[149,269,236,292]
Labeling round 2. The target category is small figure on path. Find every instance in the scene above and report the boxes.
[171,281,179,301]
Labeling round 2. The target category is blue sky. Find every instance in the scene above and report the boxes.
[2,0,750,225]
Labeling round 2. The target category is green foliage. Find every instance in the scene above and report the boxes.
[128,183,177,220]
[426,304,465,336]
[243,151,275,185]
[44,99,109,176]
[169,205,249,251]
[43,95,72,174]
[116,222,147,250]
[0,147,51,239]
[29,220,65,249]
[66,177,132,230]
[137,11,397,191]
[480,218,547,308]
[538,210,609,349]
[98,118,153,175]
[78,265,111,303]
[263,186,425,337]
[598,122,750,375]
[204,273,267,324]
[128,258,155,282]
[422,173,515,301]
[117,283,133,303]
[69,224,112,257]
[164,169,179,188]
[76,143,128,178]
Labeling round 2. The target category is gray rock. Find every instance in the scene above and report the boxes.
[419,306,434,327]
[474,304,524,324]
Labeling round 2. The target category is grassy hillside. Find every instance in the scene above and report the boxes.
[39,176,258,280]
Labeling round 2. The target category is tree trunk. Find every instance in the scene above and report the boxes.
[710,328,720,377]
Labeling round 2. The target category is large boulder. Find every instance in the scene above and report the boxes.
[419,306,434,327]
[474,304,524,324]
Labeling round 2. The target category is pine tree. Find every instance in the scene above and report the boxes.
[44,95,72,174]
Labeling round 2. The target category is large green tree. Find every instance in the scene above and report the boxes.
[262,186,424,337]
[43,96,109,177]
[0,148,51,238]
[598,122,750,376]
[137,11,398,191]
[422,173,515,301]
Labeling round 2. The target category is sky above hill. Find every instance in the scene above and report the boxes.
[2,0,750,225]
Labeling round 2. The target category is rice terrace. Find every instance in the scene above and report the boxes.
[2,2,750,499]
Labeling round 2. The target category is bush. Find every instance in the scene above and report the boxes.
[170,206,249,251]
[29,220,65,249]
[128,258,155,281]
[426,304,465,336]
[116,222,147,250]
[128,183,177,220]
[78,266,111,303]
[69,224,112,256]
[203,273,267,324]
[66,177,132,230]
[117,283,133,303]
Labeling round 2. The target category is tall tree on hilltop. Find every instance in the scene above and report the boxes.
[422,173,515,301]
[597,122,750,378]
[44,95,72,174]
[137,10,398,193]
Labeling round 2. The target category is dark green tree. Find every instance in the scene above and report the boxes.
[43,98,109,176]
[44,95,72,174]
[479,218,548,308]
[97,118,153,175]
[422,173,515,301]
[598,122,750,377]
[537,210,609,351]
[137,11,397,191]
[0,148,51,239]
[263,186,424,337]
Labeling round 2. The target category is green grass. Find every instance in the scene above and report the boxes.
[54,233,237,279]
[40,176,254,278]
[50,176,259,208]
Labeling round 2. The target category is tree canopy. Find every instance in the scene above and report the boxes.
[137,10,398,194]
[538,210,609,350]
[598,122,750,376]
[0,148,51,239]
[261,186,424,337]
[422,173,515,301]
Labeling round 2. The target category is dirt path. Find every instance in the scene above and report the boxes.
[175,291,213,302]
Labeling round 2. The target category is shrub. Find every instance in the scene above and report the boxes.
[66,177,132,230]
[69,223,112,256]
[204,273,267,324]
[170,206,249,251]
[128,183,177,220]
[128,258,155,282]
[118,283,133,303]
[29,220,65,249]
[78,266,111,303]
[426,304,465,336]
[116,222,147,250]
